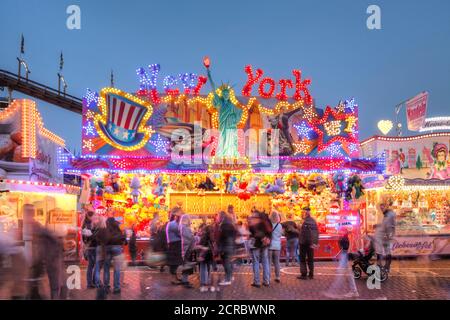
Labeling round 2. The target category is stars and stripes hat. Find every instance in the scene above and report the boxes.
[99,93,148,146]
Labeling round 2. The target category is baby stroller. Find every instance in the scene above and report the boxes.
[349,236,388,282]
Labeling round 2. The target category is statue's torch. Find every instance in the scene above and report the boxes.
[203,56,211,69]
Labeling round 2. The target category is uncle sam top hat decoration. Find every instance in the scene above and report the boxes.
[94,88,154,151]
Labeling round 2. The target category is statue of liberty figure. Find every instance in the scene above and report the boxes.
[206,67,242,159]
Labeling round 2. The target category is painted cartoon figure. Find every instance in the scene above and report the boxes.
[399,148,406,173]
[429,143,448,180]
[388,150,401,175]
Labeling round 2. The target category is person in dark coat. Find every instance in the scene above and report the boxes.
[165,207,184,285]
[96,217,127,294]
[282,215,300,266]
[128,226,138,266]
[81,211,99,288]
[298,207,319,280]
[216,211,237,286]
[148,214,168,272]
[149,212,160,250]
[248,210,272,287]
[23,204,65,300]
[197,223,215,292]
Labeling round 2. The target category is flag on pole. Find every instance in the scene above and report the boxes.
[406,92,428,131]
[59,52,64,71]
[110,69,114,87]
[20,34,25,55]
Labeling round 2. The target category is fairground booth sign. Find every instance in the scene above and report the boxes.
[65,60,382,175]
[62,60,386,259]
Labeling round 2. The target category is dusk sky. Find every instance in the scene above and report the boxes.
[1,0,449,151]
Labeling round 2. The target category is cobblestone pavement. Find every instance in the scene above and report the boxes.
[2,258,450,300]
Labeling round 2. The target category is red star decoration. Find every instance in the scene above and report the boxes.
[309,106,359,154]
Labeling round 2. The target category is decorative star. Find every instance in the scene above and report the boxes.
[293,138,314,155]
[85,110,96,121]
[344,98,357,113]
[84,121,96,136]
[310,106,359,154]
[293,121,313,139]
[326,143,344,157]
[348,143,359,154]
[301,105,318,121]
[336,100,346,113]
[83,139,94,152]
[84,89,99,109]
[150,134,170,154]
[122,131,130,139]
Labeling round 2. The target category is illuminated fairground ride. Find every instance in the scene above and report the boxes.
[62,61,385,259]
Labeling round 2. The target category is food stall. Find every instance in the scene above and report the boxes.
[64,62,384,260]
[0,99,80,261]
[360,132,450,256]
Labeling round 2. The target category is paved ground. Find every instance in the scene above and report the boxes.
[2,257,450,300]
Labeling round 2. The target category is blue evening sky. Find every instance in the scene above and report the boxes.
[1,0,449,151]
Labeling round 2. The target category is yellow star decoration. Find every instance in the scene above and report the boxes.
[345,116,357,133]
[85,110,96,121]
[93,87,155,151]
[293,138,314,155]
[336,101,346,113]
[302,105,318,121]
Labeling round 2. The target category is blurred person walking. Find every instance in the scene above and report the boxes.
[128,225,138,266]
[23,204,66,299]
[153,216,168,272]
[298,207,319,280]
[0,231,27,299]
[269,211,282,283]
[166,208,184,285]
[248,210,272,288]
[216,211,237,286]
[235,220,250,265]
[227,205,237,224]
[93,216,107,289]
[149,212,160,251]
[179,214,196,288]
[375,198,396,272]
[324,228,359,298]
[197,223,215,292]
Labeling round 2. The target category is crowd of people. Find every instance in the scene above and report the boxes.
[144,204,320,291]
[0,199,396,299]
[79,199,396,295]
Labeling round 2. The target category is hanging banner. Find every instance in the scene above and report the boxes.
[406,92,428,131]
